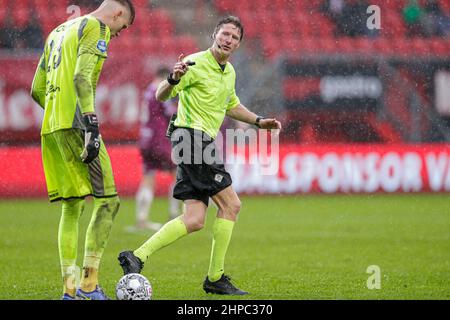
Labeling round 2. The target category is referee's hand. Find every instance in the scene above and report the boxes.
[259,118,282,131]
[172,54,191,81]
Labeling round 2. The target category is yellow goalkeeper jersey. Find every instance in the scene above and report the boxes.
[31,15,111,135]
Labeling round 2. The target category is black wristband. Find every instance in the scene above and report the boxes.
[255,116,265,128]
[83,114,99,128]
[167,73,180,85]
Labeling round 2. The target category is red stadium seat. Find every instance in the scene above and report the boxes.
[12,8,30,28]
[12,0,30,11]
[372,38,395,55]
[176,35,199,55]
[354,38,374,54]
[410,38,431,56]
[428,39,447,57]
[0,7,6,25]
[261,35,280,59]
[335,37,354,53]
[297,37,317,55]
[239,12,257,38]
[440,0,450,15]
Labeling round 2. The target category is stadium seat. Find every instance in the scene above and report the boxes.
[410,38,431,56]
[12,0,30,10]
[12,8,30,28]
[261,35,280,59]
[176,35,199,55]
[0,7,6,25]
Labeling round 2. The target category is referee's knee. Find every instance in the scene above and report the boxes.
[223,199,241,218]
[184,217,205,233]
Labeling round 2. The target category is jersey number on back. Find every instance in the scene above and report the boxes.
[47,35,65,72]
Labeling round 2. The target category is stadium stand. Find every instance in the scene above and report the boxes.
[0,0,199,54]
[213,0,450,144]
[0,0,448,144]
[214,0,450,59]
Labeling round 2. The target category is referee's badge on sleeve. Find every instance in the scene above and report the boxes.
[97,40,107,53]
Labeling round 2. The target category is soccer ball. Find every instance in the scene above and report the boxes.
[115,273,152,300]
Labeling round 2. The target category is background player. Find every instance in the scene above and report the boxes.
[118,16,282,295]
[130,66,182,232]
[30,0,135,300]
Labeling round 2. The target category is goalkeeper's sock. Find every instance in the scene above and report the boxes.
[134,217,188,262]
[207,218,235,282]
[80,267,99,292]
[81,196,120,290]
[59,199,84,296]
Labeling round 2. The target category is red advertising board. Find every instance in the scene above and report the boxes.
[0,144,449,198]
[229,144,450,194]
[0,52,168,143]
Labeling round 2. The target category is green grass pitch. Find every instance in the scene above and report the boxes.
[0,194,448,300]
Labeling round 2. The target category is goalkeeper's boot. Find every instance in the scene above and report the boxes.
[76,285,110,300]
[203,274,248,295]
[61,293,76,300]
[118,250,144,275]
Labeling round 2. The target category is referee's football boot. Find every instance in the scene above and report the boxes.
[76,285,110,300]
[203,274,248,295]
[118,250,144,275]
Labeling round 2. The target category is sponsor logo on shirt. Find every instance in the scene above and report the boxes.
[97,40,107,53]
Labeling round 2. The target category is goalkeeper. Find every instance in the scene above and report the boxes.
[30,0,135,300]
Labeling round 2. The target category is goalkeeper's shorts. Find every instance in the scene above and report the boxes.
[41,128,117,202]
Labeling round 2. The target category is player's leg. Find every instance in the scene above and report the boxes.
[78,195,120,294]
[133,199,206,260]
[76,137,120,299]
[204,186,247,295]
[59,198,85,298]
[42,131,86,299]
[118,199,207,274]
[134,171,162,231]
[208,186,241,280]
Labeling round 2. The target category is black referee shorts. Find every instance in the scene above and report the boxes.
[170,127,232,206]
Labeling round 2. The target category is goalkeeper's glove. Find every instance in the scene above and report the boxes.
[80,114,101,164]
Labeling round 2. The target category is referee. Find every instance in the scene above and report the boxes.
[119,16,281,295]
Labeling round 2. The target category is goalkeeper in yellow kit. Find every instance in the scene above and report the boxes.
[30,0,135,300]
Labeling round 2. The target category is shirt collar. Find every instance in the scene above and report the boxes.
[206,48,231,74]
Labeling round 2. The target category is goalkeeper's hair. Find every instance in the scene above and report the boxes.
[109,0,136,25]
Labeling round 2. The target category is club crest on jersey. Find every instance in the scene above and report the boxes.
[97,40,107,53]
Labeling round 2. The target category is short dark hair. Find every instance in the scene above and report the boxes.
[111,0,135,25]
[213,15,244,41]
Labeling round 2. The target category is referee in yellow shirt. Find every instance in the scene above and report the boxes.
[119,16,282,295]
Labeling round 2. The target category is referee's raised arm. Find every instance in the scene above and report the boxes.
[156,53,191,101]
